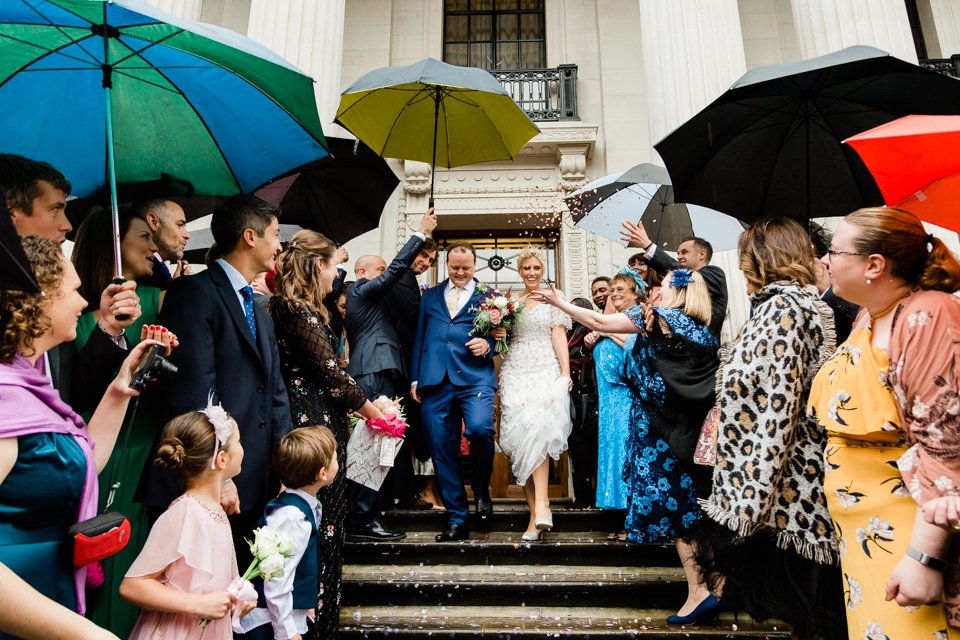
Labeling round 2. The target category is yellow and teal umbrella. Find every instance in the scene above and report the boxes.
[336,58,539,207]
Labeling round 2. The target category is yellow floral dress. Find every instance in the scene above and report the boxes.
[809,319,956,640]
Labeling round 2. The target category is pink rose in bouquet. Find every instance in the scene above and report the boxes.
[468,286,524,354]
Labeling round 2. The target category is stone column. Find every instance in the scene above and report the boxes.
[246,0,346,129]
[637,0,748,143]
[790,0,917,63]
[146,0,201,21]
[927,0,960,58]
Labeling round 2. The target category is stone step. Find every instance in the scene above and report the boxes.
[342,563,687,607]
[339,605,791,638]
[345,532,681,567]
[380,504,628,533]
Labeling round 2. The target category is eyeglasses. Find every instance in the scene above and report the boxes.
[826,248,868,261]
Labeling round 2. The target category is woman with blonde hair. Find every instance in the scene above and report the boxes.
[269,230,382,639]
[532,268,720,624]
[703,217,842,639]
[498,247,572,540]
[808,207,960,639]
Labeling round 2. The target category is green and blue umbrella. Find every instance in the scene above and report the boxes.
[0,0,329,275]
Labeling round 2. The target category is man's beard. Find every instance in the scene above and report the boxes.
[157,239,183,261]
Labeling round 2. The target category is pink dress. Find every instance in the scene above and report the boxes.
[126,494,239,640]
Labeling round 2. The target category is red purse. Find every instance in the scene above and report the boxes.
[68,397,139,568]
[68,512,131,567]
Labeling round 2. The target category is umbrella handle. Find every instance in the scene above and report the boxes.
[112,276,130,322]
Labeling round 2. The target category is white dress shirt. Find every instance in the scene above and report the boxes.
[240,488,322,639]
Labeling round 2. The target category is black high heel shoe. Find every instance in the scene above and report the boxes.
[666,594,722,626]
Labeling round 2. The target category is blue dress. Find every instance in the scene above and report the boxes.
[621,306,716,543]
[593,337,630,510]
[0,432,86,637]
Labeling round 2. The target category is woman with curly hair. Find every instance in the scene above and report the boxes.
[809,207,960,639]
[703,217,842,640]
[531,268,719,625]
[269,230,382,639]
[0,236,169,628]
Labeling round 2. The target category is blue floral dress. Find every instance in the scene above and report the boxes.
[621,306,715,543]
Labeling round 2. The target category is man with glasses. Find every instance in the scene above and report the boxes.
[811,224,860,343]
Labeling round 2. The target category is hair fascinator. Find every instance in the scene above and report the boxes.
[616,266,648,292]
[200,391,233,468]
[670,269,694,290]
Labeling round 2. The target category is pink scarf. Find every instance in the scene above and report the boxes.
[0,353,97,614]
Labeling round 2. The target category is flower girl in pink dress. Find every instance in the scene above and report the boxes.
[120,400,254,639]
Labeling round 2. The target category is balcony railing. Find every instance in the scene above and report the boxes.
[488,64,579,122]
[920,55,960,78]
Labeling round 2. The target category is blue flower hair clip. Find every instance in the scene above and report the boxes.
[616,266,648,292]
[669,268,694,290]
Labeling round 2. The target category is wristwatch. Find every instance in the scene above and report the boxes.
[96,321,128,348]
[906,546,948,572]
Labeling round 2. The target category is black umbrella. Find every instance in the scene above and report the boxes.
[655,45,960,223]
[254,137,400,244]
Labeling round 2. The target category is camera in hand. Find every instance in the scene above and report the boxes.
[129,344,178,391]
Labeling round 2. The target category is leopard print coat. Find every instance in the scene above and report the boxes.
[701,282,839,564]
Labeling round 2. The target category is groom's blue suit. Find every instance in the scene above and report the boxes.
[410,278,496,527]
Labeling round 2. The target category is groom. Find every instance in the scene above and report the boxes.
[410,241,497,541]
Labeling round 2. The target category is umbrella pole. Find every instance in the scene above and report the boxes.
[429,85,440,210]
[99,15,123,281]
[104,87,122,280]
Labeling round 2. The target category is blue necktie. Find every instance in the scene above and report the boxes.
[240,285,257,341]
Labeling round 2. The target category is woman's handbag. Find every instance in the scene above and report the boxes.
[68,397,140,568]
[693,405,719,466]
[68,512,131,567]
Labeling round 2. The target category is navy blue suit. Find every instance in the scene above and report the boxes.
[410,279,496,526]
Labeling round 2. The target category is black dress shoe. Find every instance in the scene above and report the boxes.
[435,522,470,542]
[346,519,406,542]
[475,495,493,521]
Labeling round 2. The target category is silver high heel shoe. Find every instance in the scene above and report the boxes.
[521,530,544,541]
[535,506,553,531]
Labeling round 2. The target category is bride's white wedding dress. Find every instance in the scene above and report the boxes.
[498,296,573,486]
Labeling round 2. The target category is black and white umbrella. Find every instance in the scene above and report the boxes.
[565,163,745,252]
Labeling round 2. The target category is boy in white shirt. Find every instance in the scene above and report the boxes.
[241,427,338,640]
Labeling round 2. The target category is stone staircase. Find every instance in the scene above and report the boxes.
[340,501,790,638]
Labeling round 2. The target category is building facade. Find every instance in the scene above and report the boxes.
[153,0,960,343]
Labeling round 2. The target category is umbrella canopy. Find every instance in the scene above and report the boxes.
[844,115,960,231]
[0,0,329,198]
[335,57,539,204]
[654,46,960,223]
[254,138,400,244]
[566,164,746,252]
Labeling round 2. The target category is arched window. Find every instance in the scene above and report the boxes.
[443,0,545,70]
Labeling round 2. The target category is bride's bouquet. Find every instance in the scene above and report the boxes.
[469,288,524,354]
[347,396,409,490]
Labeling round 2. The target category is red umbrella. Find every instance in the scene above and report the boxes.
[844,115,960,231]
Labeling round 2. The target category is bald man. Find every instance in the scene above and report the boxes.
[343,209,437,541]
[134,198,192,289]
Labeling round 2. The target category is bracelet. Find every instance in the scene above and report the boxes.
[906,546,948,572]
[96,319,123,338]
[643,242,653,252]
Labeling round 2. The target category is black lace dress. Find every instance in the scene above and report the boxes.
[272,304,368,640]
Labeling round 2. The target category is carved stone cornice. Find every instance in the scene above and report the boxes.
[403,160,432,195]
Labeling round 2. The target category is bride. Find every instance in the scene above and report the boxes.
[498,247,573,541]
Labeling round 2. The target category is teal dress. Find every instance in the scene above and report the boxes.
[594,337,631,510]
[75,285,162,637]
[0,432,86,638]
